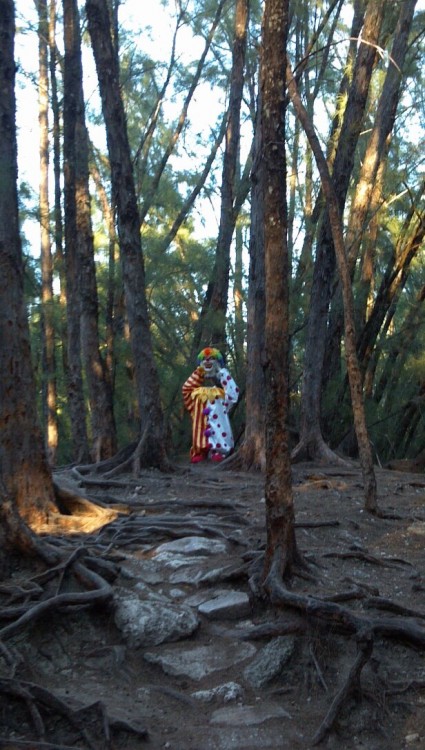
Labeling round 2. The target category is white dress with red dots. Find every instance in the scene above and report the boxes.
[203,367,239,456]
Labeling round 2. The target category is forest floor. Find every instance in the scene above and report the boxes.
[2,458,425,749]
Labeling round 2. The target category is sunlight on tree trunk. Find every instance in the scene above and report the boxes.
[37,0,58,467]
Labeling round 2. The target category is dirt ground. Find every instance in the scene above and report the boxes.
[2,459,425,749]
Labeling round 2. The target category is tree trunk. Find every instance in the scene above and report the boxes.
[345,0,418,275]
[48,0,68,381]
[63,0,117,462]
[201,0,249,352]
[37,0,58,466]
[260,0,299,581]
[0,0,57,527]
[292,0,386,465]
[89,142,120,393]
[85,0,169,469]
[357,199,425,371]
[286,66,378,513]
[62,1,90,463]
[235,91,266,472]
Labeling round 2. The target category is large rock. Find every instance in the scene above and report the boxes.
[210,703,292,726]
[144,641,257,681]
[198,591,251,620]
[243,636,296,688]
[155,536,229,559]
[113,587,199,647]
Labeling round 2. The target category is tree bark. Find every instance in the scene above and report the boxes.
[201,0,249,352]
[36,0,58,466]
[63,0,117,462]
[62,0,90,464]
[286,66,378,513]
[292,0,386,465]
[260,0,299,581]
[85,0,169,469]
[345,0,418,275]
[0,0,57,528]
[234,90,266,472]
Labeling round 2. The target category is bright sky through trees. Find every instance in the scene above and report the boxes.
[14,0,425,258]
[15,0,226,255]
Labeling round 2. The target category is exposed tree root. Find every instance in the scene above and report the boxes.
[264,553,425,743]
[2,463,425,746]
[0,556,113,642]
[311,630,374,745]
[291,435,351,467]
[0,678,148,748]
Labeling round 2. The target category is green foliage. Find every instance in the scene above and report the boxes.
[14,0,425,464]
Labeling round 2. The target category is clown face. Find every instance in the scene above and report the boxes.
[197,347,224,377]
[200,355,220,377]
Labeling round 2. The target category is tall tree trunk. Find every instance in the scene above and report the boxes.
[63,0,117,462]
[233,222,246,385]
[62,0,90,464]
[49,0,67,380]
[292,0,386,465]
[345,0,418,274]
[327,0,418,397]
[357,197,425,370]
[260,0,299,582]
[0,0,57,527]
[234,92,266,472]
[89,144,119,391]
[85,0,169,469]
[286,66,377,513]
[36,0,58,466]
[201,0,249,352]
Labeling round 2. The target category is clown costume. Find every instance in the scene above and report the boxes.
[182,347,239,463]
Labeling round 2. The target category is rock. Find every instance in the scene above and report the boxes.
[198,591,251,620]
[210,703,292,726]
[155,536,229,558]
[243,636,296,688]
[113,587,199,647]
[144,641,257,681]
[191,681,244,703]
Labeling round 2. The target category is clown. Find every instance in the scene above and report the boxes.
[182,347,239,463]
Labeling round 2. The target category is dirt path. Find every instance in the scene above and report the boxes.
[2,461,425,749]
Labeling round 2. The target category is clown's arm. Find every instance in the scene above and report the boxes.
[182,367,205,414]
[217,368,239,407]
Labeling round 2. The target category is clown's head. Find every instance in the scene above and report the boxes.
[197,347,224,376]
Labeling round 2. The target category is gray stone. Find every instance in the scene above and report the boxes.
[196,562,245,584]
[113,588,199,647]
[191,681,244,703]
[198,591,251,620]
[210,703,292,726]
[119,558,163,585]
[243,636,295,688]
[143,641,256,681]
[156,554,211,571]
[168,566,210,584]
[155,536,229,558]
[185,589,230,608]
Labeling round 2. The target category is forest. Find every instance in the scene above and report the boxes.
[6,0,425,474]
[2,2,425,748]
